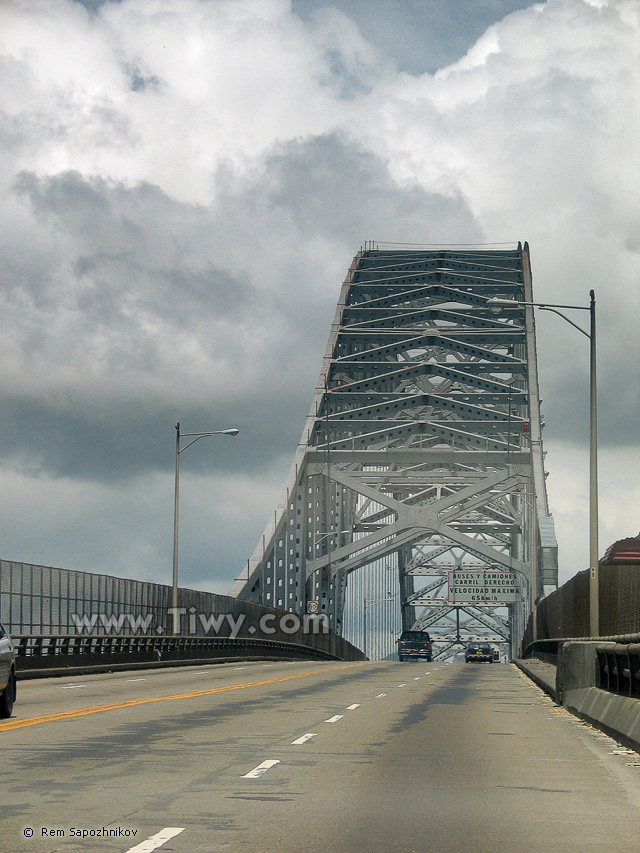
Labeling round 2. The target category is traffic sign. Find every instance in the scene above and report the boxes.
[307,600,319,614]
[448,570,519,604]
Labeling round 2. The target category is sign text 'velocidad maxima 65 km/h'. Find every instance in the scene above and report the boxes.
[448,570,519,604]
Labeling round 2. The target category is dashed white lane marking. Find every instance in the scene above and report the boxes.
[125,827,185,852]
[292,733,317,745]
[397,683,406,688]
[376,693,387,698]
[346,703,360,710]
[59,684,87,689]
[126,678,147,683]
[243,760,281,779]
[263,664,274,667]
[325,715,344,723]
[233,666,246,670]
[414,677,421,680]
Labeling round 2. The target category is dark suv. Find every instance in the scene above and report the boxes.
[465,643,494,663]
[0,620,17,717]
[397,630,433,662]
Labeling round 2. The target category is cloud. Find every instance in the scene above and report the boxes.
[0,0,638,590]
[1,133,479,486]
[292,1,536,75]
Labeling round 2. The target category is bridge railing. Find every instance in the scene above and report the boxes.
[523,560,640,648]
[14,633,364,676]
[522,634,640,700]
[595,637,640,699]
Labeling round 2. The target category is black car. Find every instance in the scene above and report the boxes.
[465,643,494,663]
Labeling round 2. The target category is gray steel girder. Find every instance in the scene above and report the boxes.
[229,245,557,652]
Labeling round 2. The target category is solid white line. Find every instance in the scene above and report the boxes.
[126,678,147,682]
[59,684,87,689]
[243,759,280,779]
[292,733,317,745]
[324,715,344,723]
[125,827,185,853]
[346,703,360,710]
[376,693,387,698]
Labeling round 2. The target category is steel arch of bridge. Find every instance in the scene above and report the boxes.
[230,243,558,658]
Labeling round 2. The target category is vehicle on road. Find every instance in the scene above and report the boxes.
[397,630,433,662]
[465,643,494,663]
[0,620,17,717]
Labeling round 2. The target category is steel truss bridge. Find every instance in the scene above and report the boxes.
[231,243,558,659]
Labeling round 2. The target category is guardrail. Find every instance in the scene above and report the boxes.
[596,636,640,699]
[523,634,640,699]
[14,634,355,676]
[520,635,640,751]
[520,638,564,665]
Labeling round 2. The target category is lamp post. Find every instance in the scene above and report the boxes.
[487,291,598,636]
[172,422,239,635]
[313,528,353,551]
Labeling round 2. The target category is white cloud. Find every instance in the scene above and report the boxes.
[0,0,638,592]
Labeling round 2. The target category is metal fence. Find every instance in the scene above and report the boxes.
[1,559,230,636]
[523,561,640,647]
[0,559,365,661]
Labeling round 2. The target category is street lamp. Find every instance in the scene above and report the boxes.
[172,422,239,635]
[314,528,353,547]
[487,291,599,636]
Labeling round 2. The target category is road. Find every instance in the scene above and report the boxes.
[2,659,640,852]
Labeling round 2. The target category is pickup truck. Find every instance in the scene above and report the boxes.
[397,630,433,662]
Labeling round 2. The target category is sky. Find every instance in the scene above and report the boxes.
[0,0,638,597]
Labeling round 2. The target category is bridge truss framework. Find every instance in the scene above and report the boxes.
[230,243,558,659]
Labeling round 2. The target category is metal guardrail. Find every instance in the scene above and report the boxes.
[523,635,640,701]
[596,636,640,699]
[521,638,564,664]
[14,634,345,673]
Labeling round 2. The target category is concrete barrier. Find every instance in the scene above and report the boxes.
[521,640,640,751]
[563,687,640,751]
[556,641,598,702]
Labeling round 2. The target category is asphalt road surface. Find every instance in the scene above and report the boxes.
[2,660,640,853]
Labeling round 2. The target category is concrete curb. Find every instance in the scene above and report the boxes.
[515,658,557,701]
[563,687,640,752]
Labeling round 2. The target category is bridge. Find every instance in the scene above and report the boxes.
[231,242,558,659]
[3,244,640,852]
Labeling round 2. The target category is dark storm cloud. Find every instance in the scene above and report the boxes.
[1,134,480,485]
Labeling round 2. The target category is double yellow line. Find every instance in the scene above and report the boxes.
[0,662,368,733]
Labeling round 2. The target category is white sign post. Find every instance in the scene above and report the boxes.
[448,570,519,604]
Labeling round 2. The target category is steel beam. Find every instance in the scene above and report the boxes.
[230,245,557,655]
